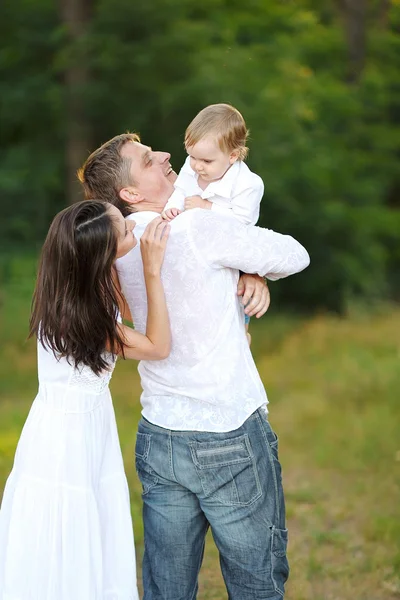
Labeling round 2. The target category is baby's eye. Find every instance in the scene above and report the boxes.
[204,159,212,164]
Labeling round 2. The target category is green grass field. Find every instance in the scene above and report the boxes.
[0,257,399,599]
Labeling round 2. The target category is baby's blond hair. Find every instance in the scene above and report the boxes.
[185,103,249,161]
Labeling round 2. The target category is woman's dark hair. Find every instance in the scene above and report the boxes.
[29,200,125,375]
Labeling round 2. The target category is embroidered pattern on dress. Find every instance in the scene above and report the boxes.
[69,353,115,394]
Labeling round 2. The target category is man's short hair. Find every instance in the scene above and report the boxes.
[184,104,249,161]
[77,133,140,216]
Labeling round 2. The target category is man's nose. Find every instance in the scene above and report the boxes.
[156,151,171,163]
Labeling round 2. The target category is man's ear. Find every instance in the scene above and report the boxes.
[119,187,144,205]
[229,150,240,165]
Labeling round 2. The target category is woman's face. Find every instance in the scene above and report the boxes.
[107,204,137,259]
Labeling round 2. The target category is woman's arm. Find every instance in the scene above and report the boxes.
[117,217,171,361]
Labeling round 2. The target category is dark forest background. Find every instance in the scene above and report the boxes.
[1,0,399,312]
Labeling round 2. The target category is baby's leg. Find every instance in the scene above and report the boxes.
[245,315,251,346]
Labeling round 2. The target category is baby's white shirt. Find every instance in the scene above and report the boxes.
[165,156,264,225]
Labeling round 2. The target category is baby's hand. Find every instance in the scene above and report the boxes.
[184,196,212,211]
[161,207,182,221]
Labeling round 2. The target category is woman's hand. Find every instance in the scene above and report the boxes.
[140,217,170,277]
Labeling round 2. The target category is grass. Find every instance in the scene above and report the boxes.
[0,256,399,599]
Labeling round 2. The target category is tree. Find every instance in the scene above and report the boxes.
[60,0,93,204]
[335,0,367,83]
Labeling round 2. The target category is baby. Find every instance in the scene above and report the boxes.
[162,103,264,343]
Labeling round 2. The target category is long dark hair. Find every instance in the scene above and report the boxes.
[29,200,125,375]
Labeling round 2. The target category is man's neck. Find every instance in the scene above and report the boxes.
[134,204,163,214]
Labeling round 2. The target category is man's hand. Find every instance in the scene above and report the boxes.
[184,196,212,211]
[161,207,182,221]
[237,274,270,318]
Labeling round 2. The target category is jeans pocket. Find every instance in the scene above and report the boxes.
[258,412,279,455]
[136,432,151,459]
[135,432,158,495]
[270,525,289,597]
[189,434,262,506]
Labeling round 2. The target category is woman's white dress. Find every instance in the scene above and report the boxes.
[0,341,139,600]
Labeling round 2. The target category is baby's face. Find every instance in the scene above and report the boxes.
[186,136,238,183]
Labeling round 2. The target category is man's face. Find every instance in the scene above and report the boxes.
[121,142,177,210]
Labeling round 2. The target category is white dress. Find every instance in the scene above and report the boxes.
[0,341,139,600]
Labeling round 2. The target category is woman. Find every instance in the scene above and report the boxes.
[0,200,171,600]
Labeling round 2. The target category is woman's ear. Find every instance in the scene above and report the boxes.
[119,187,144,205]
[229,150,240,165]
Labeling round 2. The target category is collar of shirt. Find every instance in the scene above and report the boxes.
[127,210,160,225]
[187,158,241,200]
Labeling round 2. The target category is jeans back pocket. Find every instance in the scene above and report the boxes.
[189,434,262,506]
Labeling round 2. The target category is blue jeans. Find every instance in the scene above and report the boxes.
[135,409,289,600]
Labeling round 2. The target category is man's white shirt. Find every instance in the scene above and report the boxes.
[116,209,309,432]
[164,157,264,225]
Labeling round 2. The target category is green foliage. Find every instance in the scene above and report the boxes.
[1,0,399,310]
[0,0,64,249]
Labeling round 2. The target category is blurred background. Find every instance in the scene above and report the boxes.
[0,0,399,598]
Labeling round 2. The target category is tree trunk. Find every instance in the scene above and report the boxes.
[378,0,390,29]
[60,0,92,204]
[335,0,367,84]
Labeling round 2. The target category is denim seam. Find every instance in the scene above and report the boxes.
[197,443,244,455]
[255,411,281,527]
[229,464,240,504]
[136,432,151,460]
[187,527,207,600]
[244,435,263,503]
[135,433,159,495]
[270,526,286,597]
[200,478,262,507]
[192,457,252,469]
[136,462,158,496]
[168,431,177,482]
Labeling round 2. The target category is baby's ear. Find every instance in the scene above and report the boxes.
[119,187,144,205]
[229,150,240,164]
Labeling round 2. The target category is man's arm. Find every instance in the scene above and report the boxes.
[237,274,270,318]
[188,210,310,278]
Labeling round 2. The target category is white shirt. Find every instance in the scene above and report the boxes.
[164,157,263,225]
[116,209,310,432]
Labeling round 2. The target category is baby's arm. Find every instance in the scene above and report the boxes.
[162,188,186,220]
[211,176,264,225]
[162,160,195,220]
[184,196,212,211]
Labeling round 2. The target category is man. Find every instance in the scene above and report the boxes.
[79,133,310,600]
